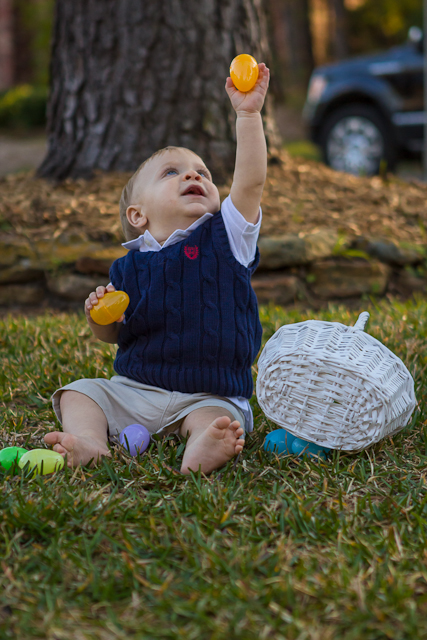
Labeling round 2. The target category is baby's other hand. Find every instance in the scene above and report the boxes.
[226,63,270,115]
[85,284,125,324]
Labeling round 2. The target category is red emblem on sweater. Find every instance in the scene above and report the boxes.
[184,245,199,260]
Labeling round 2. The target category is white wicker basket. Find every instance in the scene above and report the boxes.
[256,312,416,451]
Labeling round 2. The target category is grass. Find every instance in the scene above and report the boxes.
[283,140,321,162]
[1,298,427,639]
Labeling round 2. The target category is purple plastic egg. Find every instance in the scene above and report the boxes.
[119,424,151,456]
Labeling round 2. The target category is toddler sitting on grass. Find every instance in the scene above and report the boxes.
[44,63,270,474]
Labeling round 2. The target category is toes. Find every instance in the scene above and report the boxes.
[53,444,68,456]
[235,435,245,452]
[212,416,231,430]
[230,421,244,436]
[44,431,62,445]
[212,418,243,432]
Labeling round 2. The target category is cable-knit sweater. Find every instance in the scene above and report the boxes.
[109,210,262,398]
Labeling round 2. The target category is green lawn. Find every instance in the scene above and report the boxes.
[1,299,427,640]
[283,139,321,162]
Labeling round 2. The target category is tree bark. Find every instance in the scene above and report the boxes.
[267,0,314,93]
[13,0,33,84]
[0,0,13,89]
[38,0,280,182]
[330,0,348,60]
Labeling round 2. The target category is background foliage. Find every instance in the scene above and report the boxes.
[347,0,423,54]
[13,0,54,87]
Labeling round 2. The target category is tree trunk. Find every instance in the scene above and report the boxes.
[38,0,280,182]
[267,0,314,94]
[330,0,348,60]
[0,0,13,89]
[13,0,33,84]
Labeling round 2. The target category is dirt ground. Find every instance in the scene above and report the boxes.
[1,115,427,249]
[2,143,427,250]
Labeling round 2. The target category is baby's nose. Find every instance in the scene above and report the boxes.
[184,170,201,181]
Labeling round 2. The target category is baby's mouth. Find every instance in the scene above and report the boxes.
[182,184,205,197]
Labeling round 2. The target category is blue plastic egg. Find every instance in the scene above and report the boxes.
[264,429,297,456]
[291,438,330,459]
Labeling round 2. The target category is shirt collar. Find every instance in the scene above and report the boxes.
[122,212,213,252]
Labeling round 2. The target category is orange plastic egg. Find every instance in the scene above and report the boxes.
[90,290,130,325]
[230,54,259,92]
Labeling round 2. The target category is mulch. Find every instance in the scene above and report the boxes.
[1,151,427,247]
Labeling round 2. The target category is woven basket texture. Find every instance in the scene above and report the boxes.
[256,312,416,451]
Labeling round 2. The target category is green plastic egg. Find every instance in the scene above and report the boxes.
[0,446,28,471]
[18,449,64,476]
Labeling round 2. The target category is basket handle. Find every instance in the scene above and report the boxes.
[352,311,370,331]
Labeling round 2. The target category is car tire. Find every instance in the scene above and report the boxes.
[318,104,396,176]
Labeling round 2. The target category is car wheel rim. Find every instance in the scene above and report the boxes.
[326,116,384,175]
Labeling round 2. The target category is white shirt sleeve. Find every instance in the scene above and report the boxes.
[220,195,262,268]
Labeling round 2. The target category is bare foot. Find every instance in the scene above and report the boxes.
[180,416,244,475]
[44,431,111,467]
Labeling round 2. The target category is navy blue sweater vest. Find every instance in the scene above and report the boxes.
[109,211,262,398]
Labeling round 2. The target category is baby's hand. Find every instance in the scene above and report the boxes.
[85,284,125,324]
[226,63,270,115]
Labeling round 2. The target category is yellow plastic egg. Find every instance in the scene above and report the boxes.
[18,449,65,477]
[230,54,259,92]
[90,290,129,325]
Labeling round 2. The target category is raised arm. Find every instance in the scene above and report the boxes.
[225,63,270,224]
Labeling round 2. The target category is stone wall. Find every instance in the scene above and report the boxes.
[1,228,425,309]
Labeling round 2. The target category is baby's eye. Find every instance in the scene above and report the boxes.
[198,170,208,178]
[165,168,178,176]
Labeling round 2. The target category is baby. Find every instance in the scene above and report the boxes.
[44,63,270,474]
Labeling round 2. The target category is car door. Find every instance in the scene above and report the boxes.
[370,47,424,152]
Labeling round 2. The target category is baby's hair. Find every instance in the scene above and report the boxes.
[119,146,198,241]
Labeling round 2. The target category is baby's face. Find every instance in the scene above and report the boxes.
[129,148,220,242]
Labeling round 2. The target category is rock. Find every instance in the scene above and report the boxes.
[75,247,126,275]
[352,237,422,266]
[47,273,106,301]
[304,230,339,261]
[390,270,427,295]
[34,240,106,267]
[33,236,126,269]
[90,247,127,261]
[0,236,37,266]
[75,257,111,276]
[252,273,300,305]
[307,259,390,298]
[0,283,45,305]
[258,235,306,269]
[258,230,338,270]
[0,260,45,284]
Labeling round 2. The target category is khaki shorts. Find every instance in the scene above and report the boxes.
[51,375,245,438]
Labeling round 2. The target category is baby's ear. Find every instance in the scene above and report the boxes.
[126,205,148,231]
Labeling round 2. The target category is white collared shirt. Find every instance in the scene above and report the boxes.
[122,195,262,268]
[119,195,262,432]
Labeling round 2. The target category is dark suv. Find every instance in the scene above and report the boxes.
[303,28,424,175]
